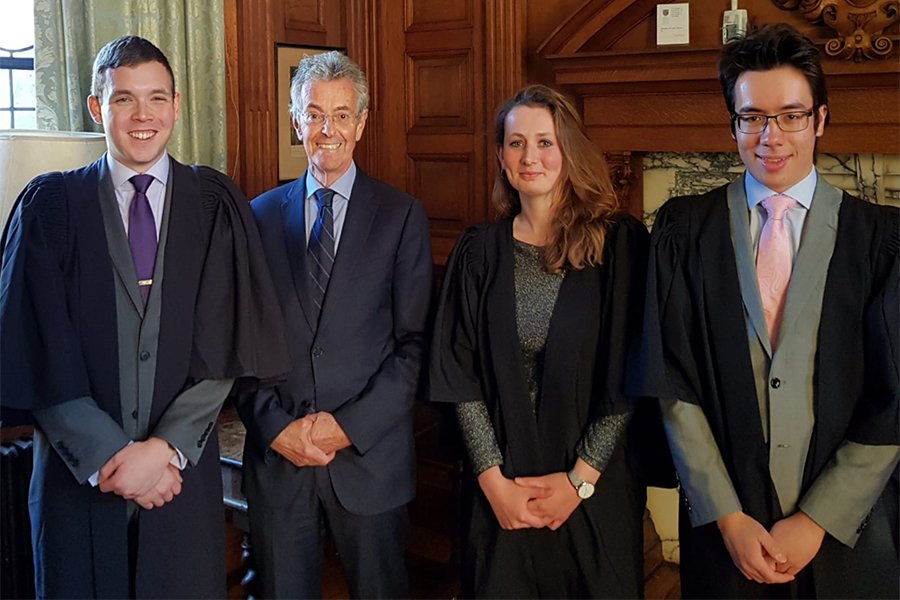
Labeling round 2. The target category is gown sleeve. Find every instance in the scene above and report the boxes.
[429,224,488,405]
[0,173,92,412]
[188,166,291,383]
[631,198,705,405]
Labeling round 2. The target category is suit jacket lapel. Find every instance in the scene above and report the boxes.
[96,159,145,316]
[280,177,316,332]
[316,172,380,332]
[727,176,773,356]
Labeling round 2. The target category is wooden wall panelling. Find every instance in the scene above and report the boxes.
[281,0,344,47]
[405,0,474,31]
[284,0,327,34]
[341,0,525,264]
[406,50,475,132]
[404,0,482,264]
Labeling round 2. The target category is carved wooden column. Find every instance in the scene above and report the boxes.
[485,0,526,118]
[230,0,278,199]
[604,151,644,220]
[344,0,378,178]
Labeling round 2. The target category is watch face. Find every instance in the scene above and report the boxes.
[577,481,595,499]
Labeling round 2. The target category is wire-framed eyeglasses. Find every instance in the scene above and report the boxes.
[299,110,358,128]
[731,110,815,134]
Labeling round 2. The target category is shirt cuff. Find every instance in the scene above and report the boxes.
[170,447,187,470]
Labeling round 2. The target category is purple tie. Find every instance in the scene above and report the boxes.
[128,174,157,303]
[757,194,796,347]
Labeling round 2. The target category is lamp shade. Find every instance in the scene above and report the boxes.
[0,130,107,232]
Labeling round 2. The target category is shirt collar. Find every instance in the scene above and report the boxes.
[745,167,816,211]
[107,152,171,191]
[305,161,356,202]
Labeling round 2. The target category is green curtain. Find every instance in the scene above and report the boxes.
[34,0,227,171]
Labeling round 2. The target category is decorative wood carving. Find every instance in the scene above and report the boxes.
[772,0,900,61]
[604,151,644,218]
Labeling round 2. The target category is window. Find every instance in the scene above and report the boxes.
[0,0,35,129]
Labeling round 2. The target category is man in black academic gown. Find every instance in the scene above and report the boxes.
[0,36,288,598]
[638,24,899,599]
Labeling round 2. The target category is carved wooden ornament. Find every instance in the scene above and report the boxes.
[772,0,899,61]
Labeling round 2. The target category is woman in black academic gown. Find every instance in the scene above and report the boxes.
[430,84,655,598]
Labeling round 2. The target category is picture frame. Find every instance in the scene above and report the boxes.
[276,45,328,182]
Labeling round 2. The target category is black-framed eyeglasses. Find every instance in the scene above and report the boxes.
[731,110,815,134]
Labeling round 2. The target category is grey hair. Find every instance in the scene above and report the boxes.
[289,51,370,118]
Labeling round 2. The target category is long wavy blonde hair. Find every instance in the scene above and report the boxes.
[492,85,619,273]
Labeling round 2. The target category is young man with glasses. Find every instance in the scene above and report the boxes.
[638,23,898,599]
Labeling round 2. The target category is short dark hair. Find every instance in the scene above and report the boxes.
[91,36,175,98]
[719,24,829,132]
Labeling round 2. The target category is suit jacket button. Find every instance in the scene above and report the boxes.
[770,377,781,389]
[132,410,138,419]
[140,351,151,361]
[312,346,324,358]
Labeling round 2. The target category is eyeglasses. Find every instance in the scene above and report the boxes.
[299,111,358,128]
[731,110,815,134]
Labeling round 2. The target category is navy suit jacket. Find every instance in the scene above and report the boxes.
[239,168,432,515]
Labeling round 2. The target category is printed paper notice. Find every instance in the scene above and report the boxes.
[657,3,690,46]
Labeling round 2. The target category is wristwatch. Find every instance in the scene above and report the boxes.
[566,469,595,500]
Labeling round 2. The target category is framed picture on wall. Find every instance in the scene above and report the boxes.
[276,45,328,182]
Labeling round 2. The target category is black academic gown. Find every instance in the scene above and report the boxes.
[637,185,899,599]
[0,159,290,598]
[431,214,669,599]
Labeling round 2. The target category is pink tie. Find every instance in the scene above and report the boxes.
[757,194,796,347]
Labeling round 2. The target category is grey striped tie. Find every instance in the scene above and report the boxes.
[308,188,335,324]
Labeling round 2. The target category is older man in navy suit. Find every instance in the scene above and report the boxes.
[238,51,432,599]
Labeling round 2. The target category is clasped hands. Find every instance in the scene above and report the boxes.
[270,411,351,468]
[717,510,826,585]
[478,466,584,531]
[98,437,182,510]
